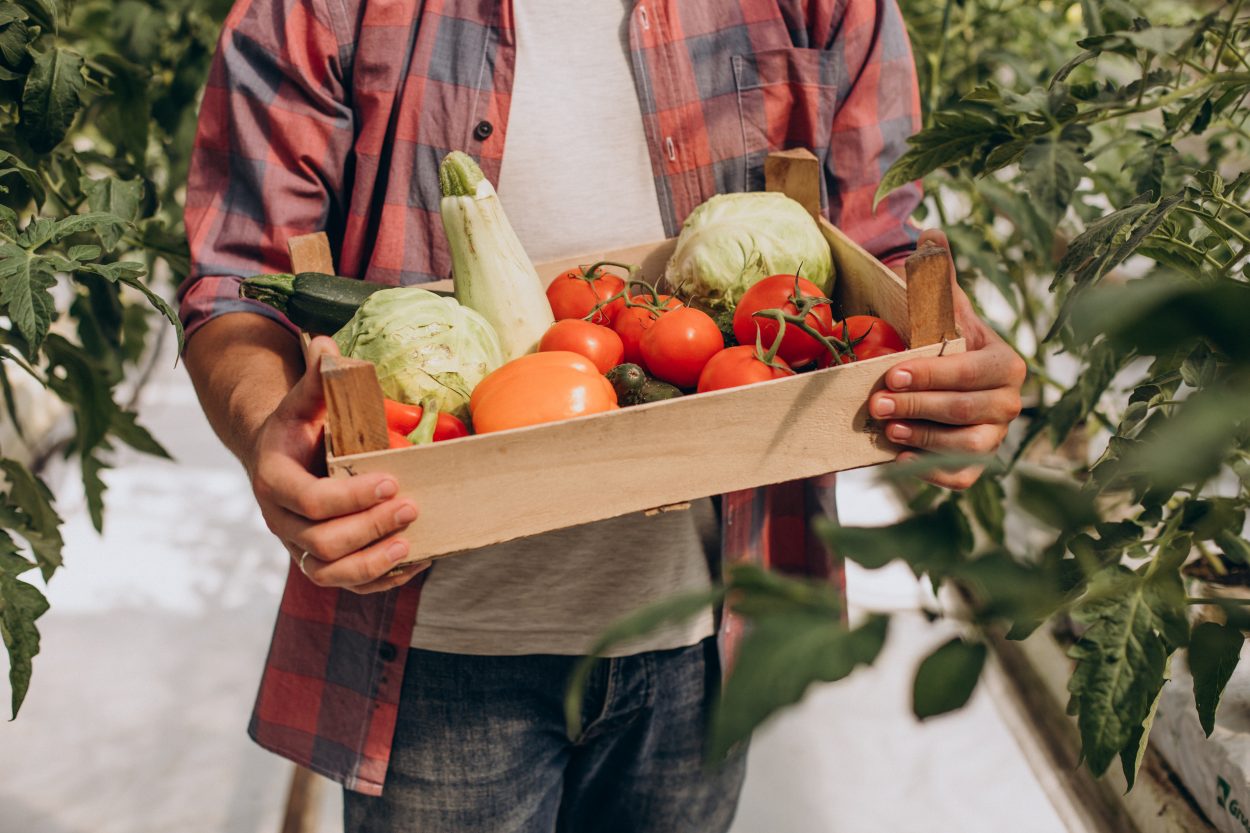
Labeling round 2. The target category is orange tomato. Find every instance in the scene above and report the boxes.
[470,351,618,433]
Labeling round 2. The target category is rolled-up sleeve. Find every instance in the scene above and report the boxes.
[179,0,354,344]
[824,0,923,267]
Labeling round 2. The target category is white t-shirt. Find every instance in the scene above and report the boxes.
[410,0,717,656]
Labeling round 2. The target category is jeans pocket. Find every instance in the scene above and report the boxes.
[732,47,843,198]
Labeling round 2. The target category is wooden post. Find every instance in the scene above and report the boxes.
[320,354,388,456]
[904,243,959,347]
[764,148,822,217]
[287,232,336,276]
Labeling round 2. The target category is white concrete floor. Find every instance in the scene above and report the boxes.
[0,343,1067,833]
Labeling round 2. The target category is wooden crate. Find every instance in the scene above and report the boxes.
[305,149,965,562]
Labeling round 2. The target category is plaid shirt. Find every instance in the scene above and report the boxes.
[182,0,921,796]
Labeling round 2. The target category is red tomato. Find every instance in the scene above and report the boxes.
[696,345,793,393]
[546,266,626,324]
[824,315,907,364]
[539,319,625,374]
[433,413,470,441]
[611,294,681,368]
[732,274,833,367]
[640,306,724,388]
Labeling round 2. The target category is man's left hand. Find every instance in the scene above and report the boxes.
[870,229,1027,490]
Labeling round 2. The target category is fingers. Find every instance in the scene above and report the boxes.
[350,561,432,595]
[871,384,1022,427]
[300,537,428,590]
[885,420,1007,456]
[884,342,1027,394]
[259,453,403,522]
[272,494,418,562]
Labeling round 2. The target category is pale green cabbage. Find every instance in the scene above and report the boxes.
[333,287,504,420]
[664,192,835,308]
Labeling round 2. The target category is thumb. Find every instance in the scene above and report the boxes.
[282,335,341,421]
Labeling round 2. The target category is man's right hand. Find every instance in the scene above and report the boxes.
[246,336,428,594]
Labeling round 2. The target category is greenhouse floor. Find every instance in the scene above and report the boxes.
[0,342,1068,833]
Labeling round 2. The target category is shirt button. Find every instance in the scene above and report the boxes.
[378,642,398,662]
[473,120,493,140]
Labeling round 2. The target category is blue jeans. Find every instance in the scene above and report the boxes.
[343,639,747,833]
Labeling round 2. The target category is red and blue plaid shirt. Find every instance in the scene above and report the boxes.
[182,0,922,796]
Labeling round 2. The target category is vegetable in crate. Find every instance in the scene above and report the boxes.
[470,351,618,433]
[539,319,624,374]
[732,273,834,367]
[664,192,834,309]
[547,264,627,325]
[605,364,683,406]
[612,293,681,369]
[333,286,504,421]
[240,271,387,335]
[440,151,555,360]
[383,398,470,443]
[819,315,907,366]
[640,306,723,389]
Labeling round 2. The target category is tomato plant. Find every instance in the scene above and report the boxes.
[540,319,625,374]
[640,306,723,388]
[732,274,834,367]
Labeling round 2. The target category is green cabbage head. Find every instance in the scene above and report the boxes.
[665,192,835,308]
[333,287,504,420]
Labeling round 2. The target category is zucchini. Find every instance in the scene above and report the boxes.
[240,272,451,335]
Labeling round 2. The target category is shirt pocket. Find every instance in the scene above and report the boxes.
[732,47,844,199]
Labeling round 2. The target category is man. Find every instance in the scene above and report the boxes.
[180,1,1026,831]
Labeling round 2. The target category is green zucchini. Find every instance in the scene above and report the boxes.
[240,272,452,335]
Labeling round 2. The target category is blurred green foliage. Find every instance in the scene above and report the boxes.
[0,0,230,717]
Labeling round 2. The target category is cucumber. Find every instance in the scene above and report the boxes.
[606,365,683,406]
[240,272,452,335]
[605,363,647,403]
[636,380,683,403]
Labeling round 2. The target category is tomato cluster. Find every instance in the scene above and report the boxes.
[472,265,910,433]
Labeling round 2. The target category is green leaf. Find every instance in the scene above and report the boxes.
[965,476,1005,542]
[815,501,971,574]
[43,334,113,454]
[0,543,49,718]
[81,451,108,533]
[1120,678,1164,790]
[51,212,127,251]
[1189,621,1243,737]
[1215,532,1250,567]
[0,243,56,355]
[81,176,144,224]
[1181,499,1245,542]
[1066,566,1170,776]
[1015,469,1099,530]
[117,272,183,354]
[20,46,83,154]
[0,459,63,581]
[1020,131,1089,223]
[14,0,55,33]
[710,613,888,759]
[874,111,1003,208]
[109,409,170,458]
[913,637,987,720]
[0,18,32,68]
